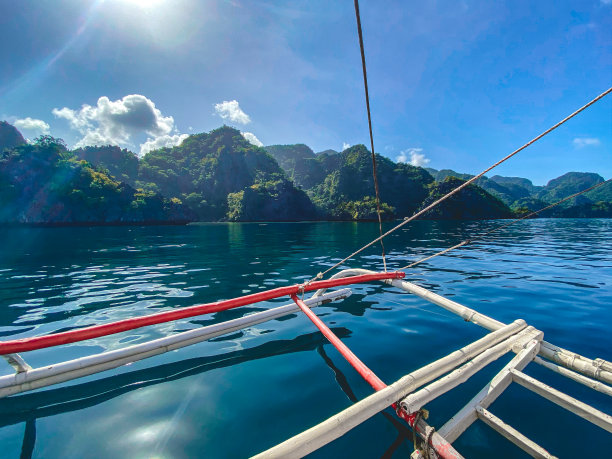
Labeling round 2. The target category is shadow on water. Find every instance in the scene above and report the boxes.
[0,329,352,427]
[316,345,413,459]
[5,327,417,459]
[19,419,35,459]
[4,330,361,458]
[8,331,348,457]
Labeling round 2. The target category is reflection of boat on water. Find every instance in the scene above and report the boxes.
[3,330,359,459]
[3,328,414,459]
[0,329,353,428]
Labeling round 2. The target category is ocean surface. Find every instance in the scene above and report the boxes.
[0,219,610,458]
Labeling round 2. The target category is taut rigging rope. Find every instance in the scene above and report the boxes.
[311,86,612,281]
[354,0,387,272]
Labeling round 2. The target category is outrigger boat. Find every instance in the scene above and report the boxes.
[1,267,611,458]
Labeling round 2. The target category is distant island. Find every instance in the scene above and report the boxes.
[1,121,610,225]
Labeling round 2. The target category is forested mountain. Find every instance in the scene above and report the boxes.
[427,168,611,217]
[136,126,316,221]
[264,144,328,189]
[0,121,26,151]
[73,145,139,186]
[0,121,609,224]
[265,144,435,219]
[420,177,514,220]
[536,172,605,202]
[0,136,191,224]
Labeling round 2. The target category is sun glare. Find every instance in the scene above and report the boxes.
[122,0,166,8]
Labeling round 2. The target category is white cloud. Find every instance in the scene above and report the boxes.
[53,94,183,155]
[214,100,251,125]
[342,142,351,151]
[241,131,263,147]
[573,137,601,148]
[397,148,430,167]
[14,117,50,135]
[140,133,189,156]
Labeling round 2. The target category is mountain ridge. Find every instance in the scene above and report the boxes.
[1,122,609,224]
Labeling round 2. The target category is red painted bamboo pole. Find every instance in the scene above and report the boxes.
[291,294,386,391]
[0,272,404,354]
[291,294,462,459]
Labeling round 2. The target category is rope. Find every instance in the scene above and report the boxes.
[398,178,611,270]
[310,86,612,281]
[424,425,437,458]
[411,410,423,452]
[354,0,387,272]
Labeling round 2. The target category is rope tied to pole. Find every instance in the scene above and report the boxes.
[424,425,438,459]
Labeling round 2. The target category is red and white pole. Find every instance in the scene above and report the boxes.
[291,294,462,459]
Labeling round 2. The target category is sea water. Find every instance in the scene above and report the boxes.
[0,219,610,458]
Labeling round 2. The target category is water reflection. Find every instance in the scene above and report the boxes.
[317,345,412,458]
[0,330,352,428]
[0,220,610,457]
[19,419,35,459]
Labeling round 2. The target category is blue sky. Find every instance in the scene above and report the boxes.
[1,0,610,184]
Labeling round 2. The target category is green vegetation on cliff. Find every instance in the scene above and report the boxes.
[427,168,611,218]
[0,121,26,152]
[1,122,608,224]
[73,145,139,185]
[420,177,514,220]
[267,144,434,219]
[137,126,316,221]
[0,136,190,224]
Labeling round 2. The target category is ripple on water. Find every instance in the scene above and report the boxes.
[0,220,610,458]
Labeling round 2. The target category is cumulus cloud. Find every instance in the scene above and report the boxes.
[14,117,50,135]
[573,137,601,148]
[397,148,430,167]
[241,131,263,147]
[342,142,351,151]
[53,94,183,156]
[140,133,189,156]
[214,100,251,125]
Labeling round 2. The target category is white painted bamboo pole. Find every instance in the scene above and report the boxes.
[2,354,31,373]
[399,328,541,414]
[475,406,557,459]
[0,289,352,398]
[511,369,612,433]
[387,276,612,385]
[537,343,612,385]
[388,279,504,331]
[251,320,527,459]
[438,337,542,443]
[533,356,612,397]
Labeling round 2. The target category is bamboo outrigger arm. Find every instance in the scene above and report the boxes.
[1,268,610,458]
[277,268,611,458]
[314,268,612,386]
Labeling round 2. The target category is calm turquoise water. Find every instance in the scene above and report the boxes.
[0,220,610,458]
